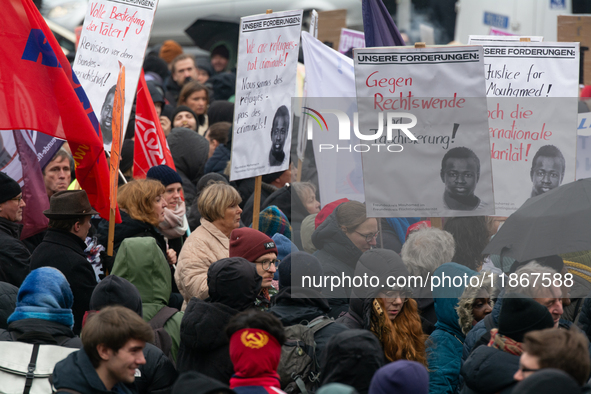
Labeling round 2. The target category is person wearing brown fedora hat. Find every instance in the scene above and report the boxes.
[30,190,99,334]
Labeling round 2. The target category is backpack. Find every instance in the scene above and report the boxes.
[0,340,76,394]
[148,306,178,365]
[277,316,334,394]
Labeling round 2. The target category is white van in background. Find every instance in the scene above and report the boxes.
[454,0,573,44]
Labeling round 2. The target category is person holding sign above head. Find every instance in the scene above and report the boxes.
[530,145,565,198]
[269,105,290,167]
[99,85,117,144]
[440,147,485,211]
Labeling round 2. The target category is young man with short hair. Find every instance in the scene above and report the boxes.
[530,145,565,197]
[440,146,484,211]
[514,328,591,386]
[52,306,154,393]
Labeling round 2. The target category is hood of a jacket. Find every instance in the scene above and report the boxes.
[432,263,478,339]
[311,207,363,269]
[180,298,240,352]
[89,275,144,317]
[111,237,171,306]
[167,127,209,184]
[0,217,22,239]
[53,350,133,393]
[207,257,262,312]
[461,345,519,394]
[269,286,330,326]
[320,329,385,394]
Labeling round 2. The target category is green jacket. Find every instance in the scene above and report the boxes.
[112,237,183,362]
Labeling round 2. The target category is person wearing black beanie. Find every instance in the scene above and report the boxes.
[171,106,199,132]
[0,172,30,288]
[461,295,555,394]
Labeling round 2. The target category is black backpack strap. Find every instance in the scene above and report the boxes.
[149,306,178,330]
[24,344,40,394]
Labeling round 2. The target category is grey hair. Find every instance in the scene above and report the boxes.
[291,182,316,203]
[506,262,558,298]
[401,228,455,279]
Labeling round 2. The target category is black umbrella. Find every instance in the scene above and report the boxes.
[483,178,591,262]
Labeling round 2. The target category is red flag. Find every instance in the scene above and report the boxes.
[134,71,176,179]
[0,0,119,222]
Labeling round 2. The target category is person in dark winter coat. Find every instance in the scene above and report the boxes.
[512,369,582,394]
[204,127,232,175]
[0,281,17,329]
[167,127,209,206]
[30,190,98,334]
[172,371,236,394]
[368,360,429,394]
[279,182,321,250]
[426,262,477,394]
[0,267,81,348]
[176,257,262,384]
[460,296,555,394]
[336,249,428,365]
[52,306,154,394]
[207,101,234,126]
[269,252,348,361]
[0,172,30,287]
[241,170,290,227]
[187,173,230,231]
[313,201,377,318]
[319,329,385,394]
[89,275,178,394]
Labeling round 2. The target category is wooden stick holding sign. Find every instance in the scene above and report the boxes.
[251,8,274,231]
[107,62,126,257]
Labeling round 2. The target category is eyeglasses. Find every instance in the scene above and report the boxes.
[10,196,23,202]
[381,291,409,303]
[355,230,379,243]
[518,364,540,374]
[258,259,279,271]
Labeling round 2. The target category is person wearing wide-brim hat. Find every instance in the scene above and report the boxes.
[0,172,31,288]
[30,190,99,334]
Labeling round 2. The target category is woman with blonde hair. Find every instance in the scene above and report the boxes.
[97,178,176,265]
[178,81,209,135]
[175,182,242,309]
[337,248,428,366]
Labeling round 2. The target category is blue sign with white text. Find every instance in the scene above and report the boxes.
[483,12,509,29]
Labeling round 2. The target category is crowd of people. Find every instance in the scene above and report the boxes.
[1,39,591,394]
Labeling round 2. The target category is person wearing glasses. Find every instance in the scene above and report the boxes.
[440,147,486,211]
[0,172,30,288]
[230,227,279,309]
[337,249,428,366]
[461,296,555,394]
[312,200,378,318]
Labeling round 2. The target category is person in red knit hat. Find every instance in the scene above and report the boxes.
[230,228,279,309]
[226,309,287,394]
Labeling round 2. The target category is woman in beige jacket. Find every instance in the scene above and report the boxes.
[175,182,242,309]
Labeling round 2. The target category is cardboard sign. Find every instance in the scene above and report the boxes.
[230,10,303,181]
[73,0,158,150]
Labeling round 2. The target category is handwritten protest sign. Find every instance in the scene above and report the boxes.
[470,40,579,216]
[230,10,303,181]
[353,46,494,217]
[73,0,158,150]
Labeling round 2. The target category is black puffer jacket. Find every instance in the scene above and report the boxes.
[0,217,30,288]
[319,329,385,394]
[0,281,17,329]
[98,211,167,255]
[268,286,349,363]
[30,229,96,334]
[167,127,209,206]
[241,182,278,227]
[176,257,261,384]
[0,318,81,348]
[460,345,519,394]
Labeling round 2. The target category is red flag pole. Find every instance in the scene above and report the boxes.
[107,62,126,257]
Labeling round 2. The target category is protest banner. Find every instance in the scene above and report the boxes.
[576,111,591,180]
[338,28,365,54]
[73,0,159,150]
[468,35,543,44]
[300,32,365,206]
[134,71,175,179]
[229,10,303,181]
[2,0,116,222]
[471,40,579,216]
[352,45,494,217]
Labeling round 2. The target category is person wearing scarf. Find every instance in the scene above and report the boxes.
[226,310,286,394]
[460,295,555,394]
